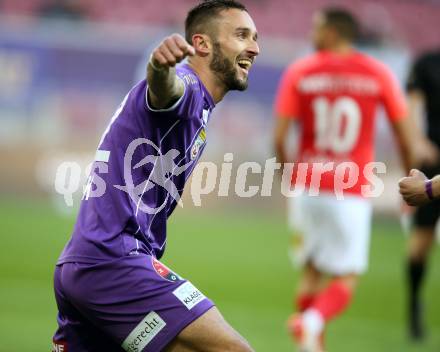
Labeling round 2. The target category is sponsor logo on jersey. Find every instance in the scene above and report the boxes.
[152,257,181,282]
[122,311,166,352]
[52,340,67,352]
[173,281,206,310]
[191,128,206,160]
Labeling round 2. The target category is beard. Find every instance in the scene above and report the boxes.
[209,42,248,91]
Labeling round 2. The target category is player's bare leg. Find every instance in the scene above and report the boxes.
[407,226,435,340]
[165,307,253,352]
[297,262,326,305]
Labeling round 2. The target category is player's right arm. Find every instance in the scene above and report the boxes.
[407,90,425,131]
[147,34,195,110]
[379,63,436,172]
[390,116,419,173]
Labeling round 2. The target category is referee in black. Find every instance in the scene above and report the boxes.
[405,50,440,341]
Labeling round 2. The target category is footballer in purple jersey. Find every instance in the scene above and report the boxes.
[52,1,259,352]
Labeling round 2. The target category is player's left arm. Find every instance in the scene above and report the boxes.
[273,64,301,167]
[274,117,295,166]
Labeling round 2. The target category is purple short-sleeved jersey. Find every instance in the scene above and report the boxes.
[58,64,215,263]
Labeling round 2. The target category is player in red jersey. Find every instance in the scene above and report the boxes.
[274,8,433,352]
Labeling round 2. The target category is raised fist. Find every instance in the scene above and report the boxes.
[150,34,195,69]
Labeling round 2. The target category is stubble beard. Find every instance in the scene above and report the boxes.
[209,42,248,92]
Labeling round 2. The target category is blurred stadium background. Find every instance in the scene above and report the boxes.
[1,0,439,351]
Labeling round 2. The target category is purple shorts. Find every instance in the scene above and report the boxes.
[52,254,214,352]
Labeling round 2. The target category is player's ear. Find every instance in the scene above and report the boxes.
[192,34,211,57]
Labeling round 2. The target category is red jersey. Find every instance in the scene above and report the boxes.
[275,50,407,195]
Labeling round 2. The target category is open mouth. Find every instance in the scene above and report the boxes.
[237,59,253,73]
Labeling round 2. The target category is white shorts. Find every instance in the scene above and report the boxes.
[287,193,373,275]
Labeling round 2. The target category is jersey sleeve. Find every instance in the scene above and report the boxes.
[378,64,407,122]
[274,64,301,119]
[406,56,427,93]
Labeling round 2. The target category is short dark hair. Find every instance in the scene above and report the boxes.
[322,8,359,42]
[185,0,247,43]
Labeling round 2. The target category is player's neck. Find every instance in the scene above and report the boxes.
[328,42,353,55]
[187,60,226,103]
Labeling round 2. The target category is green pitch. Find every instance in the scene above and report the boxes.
[0,199,439,351]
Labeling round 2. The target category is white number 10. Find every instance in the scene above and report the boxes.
[312,96,361,153]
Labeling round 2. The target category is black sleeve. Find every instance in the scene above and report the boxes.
[406,56,426,93]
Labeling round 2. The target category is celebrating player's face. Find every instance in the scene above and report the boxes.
[210,9,259,91]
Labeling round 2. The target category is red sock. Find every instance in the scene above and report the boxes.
[310,280,352,322]
[296,293,315,312]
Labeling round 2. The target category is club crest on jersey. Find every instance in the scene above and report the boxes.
[191,128,206,160]
[152,257,181,282]
[52,340,67,352]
